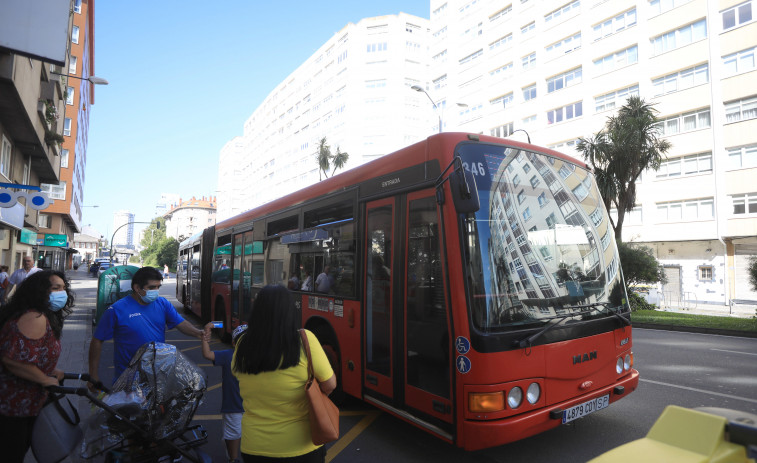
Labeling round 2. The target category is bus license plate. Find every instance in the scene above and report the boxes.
[562,394,610,424]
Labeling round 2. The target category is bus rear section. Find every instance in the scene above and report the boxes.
[448,139,638,449]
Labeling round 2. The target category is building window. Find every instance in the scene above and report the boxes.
[489,62,514,79]
[529,175,540,188]
[593,8,637,41]
[490,122,514,137]
[545,32,581,59]
[731,193,757,215]
[38,213,51,228]
[727,144,757,169]
[538,192,548,207]
[650,0,693,17]
[657,152,712,178]
[489,5,512,21]
[433,74,447,90]
[490,93,514,107]
[722,1,753,31]
[513,175,521,186]
[522,114,536,126]
[22,157,29,185]
[698,265,714,281]
[547,67,582,93]
[657,198,714,221]
[63,118,72,136]
[72,25,79,44]
[366,42,387,53]
[651,19,707,56]
[522,207,532,221]
[459,49,483,65]
[61,149,69,168]
[523,84,536,101]
[489,34,513,51]
[520,21,535,35]
[66,86,74,105]
[517,190,526,204]
[723,47,756,77]
[41,181,66,200]
[0,135,11,179]
[69,55,77,74]
[522,52,536,70]
[655,108,711,135]
[725,96,757,123]
[594,45,638,74]
[595,84,639,112]
[559,163,575,179]
[545,0,581,23]
[652,63,709,96]
[547,101,583,124]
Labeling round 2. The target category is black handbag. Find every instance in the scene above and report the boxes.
[31,393,84,463]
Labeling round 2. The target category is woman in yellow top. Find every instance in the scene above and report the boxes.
[233,285,336,462]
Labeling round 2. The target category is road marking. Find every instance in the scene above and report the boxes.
[326,410,381,463]
[181,345,201,352]
[711,348,757,357]
[641,378,757,404]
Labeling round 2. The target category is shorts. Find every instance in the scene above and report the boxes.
[223,412,243,440]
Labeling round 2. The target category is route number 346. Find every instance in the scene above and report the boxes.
[462,162,486,177]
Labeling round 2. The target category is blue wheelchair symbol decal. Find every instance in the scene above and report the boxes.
[455,336,470,354]
[456,355,471,374]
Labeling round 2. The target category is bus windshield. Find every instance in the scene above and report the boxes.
[457,142,627,333]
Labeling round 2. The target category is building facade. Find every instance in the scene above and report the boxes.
[113,210,135,248]
[426,0,757,305]
[217,13,431,221]
[155,192,181,218]
[162,196,216,240]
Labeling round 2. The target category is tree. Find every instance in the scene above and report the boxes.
[618,243,666,287]
[577,96,671,242]
[749,256,757,292]
[315,136,349,180]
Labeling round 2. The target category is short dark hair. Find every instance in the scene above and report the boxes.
[132,266,163,291]
[233,285,301,375]
[0,270,74,338]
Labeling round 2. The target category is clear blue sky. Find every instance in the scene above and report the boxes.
[84,1,429,242]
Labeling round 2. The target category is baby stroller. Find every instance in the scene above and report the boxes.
[34,342,210,463]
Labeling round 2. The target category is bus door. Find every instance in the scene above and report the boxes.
[231,233,243,325]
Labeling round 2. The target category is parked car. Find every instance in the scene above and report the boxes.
[97,262,112,276]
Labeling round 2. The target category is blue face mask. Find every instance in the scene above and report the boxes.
[49,290,68,312]
[141,289,160,304]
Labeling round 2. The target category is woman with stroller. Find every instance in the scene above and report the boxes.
[0,270,74,462]
[233,285,335,462]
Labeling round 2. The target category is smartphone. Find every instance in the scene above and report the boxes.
[211,321,223,328]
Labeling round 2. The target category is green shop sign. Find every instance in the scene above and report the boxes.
[19,228,38,245]
[44,234,67,247]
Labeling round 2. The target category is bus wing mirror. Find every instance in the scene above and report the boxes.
[449,169,480,214]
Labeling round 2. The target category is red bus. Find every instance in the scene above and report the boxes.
[177,132,639,450]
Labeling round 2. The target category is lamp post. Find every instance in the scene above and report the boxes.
[110,221,154,265]
[502,99,532,143]
[411,85,442,133]
[50,71,109,85]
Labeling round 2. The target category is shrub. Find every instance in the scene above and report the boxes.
[749,256,757,292]
[618,243,666,286]
[627,291,655,312]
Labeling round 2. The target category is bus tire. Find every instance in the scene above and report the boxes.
[310,324,345,404]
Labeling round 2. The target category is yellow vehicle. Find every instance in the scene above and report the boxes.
[590,406,757,463]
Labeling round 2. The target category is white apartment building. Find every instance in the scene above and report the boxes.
[162,196,216,241]
[429,0,757,305]
[217,13,431,221]
[112,210,135,249]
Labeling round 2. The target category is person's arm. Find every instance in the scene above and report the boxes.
[319,374,337,396]
[0,356,59,387]
[201,322,215,362]
[88,338,104,386]
[176,320,204,339]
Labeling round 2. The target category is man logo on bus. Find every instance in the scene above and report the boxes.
[573,351,598,364]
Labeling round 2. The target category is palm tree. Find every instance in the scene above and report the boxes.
[331,146,349,176]
[577,96,671,242]
[317,137,331,180]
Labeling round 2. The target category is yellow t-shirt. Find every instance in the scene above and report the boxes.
[233,329,335,457]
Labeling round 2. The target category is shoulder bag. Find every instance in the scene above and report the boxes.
[299,329,339,445]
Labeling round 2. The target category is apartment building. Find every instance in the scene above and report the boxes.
[113,210,135,248]
[162,196,216,241]
[428,0,756,305]
[37,0,98,270]
[217,13,431,221]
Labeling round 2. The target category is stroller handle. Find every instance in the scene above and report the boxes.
[47,372,110,394]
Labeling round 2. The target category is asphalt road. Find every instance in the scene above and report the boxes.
[94,279,757,462]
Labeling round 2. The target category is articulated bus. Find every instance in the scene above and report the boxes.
[177,132,639,450]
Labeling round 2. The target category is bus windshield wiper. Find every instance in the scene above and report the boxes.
[511,309,593,349]
[565,302,631,327]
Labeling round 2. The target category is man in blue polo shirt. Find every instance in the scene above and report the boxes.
[88,266,204,384]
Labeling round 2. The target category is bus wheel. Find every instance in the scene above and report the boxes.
[214,300,231,344]
[312,327,345,404]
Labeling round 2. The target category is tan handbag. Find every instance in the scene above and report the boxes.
[299,329,340,445]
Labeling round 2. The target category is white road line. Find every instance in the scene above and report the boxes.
[641,379,757,404]
[710,348,757,357]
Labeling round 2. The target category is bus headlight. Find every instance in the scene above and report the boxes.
[526,383,540,404]
[469,391,504,413]
[616,357,624,374]
[624,353,631,371]
[507,387,523,409]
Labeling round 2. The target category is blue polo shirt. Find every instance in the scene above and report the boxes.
[213,349,243,413]
[94,295,184,380]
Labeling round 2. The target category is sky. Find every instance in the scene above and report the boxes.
[83,0,429,242]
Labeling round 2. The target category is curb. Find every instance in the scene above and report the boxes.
[632,322,757,338]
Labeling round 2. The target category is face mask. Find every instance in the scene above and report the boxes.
[49,290,68,312]
[141,289,160,304]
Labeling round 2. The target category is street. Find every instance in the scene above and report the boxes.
[71,274,757,463]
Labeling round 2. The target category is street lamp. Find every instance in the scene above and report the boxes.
[502,100,532,143]
[110,221,154,265]
[50,71,109,85]
[411,85,442,133]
